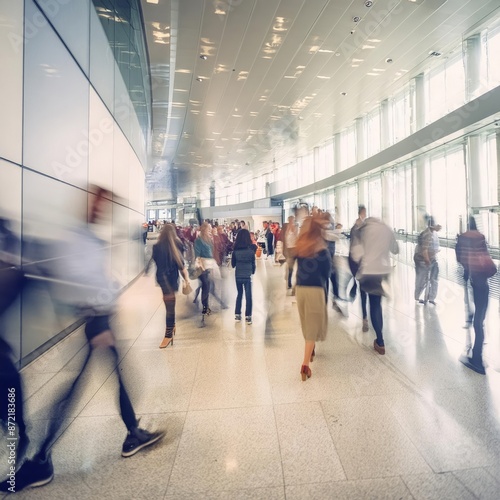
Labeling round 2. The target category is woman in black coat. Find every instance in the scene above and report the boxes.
[231,229,256,324]
[152,224,188,348]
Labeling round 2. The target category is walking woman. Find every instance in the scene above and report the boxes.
[456,216,497,374]
[194,222,217,317]
[231,229,256,325]
[153,223,188,348]
[295,216,331,381]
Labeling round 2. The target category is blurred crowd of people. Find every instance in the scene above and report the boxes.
[1,191,497,492]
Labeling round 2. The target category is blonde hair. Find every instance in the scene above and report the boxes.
[199,222,212,243]
[158,224,183,269]
[295,216,327,258]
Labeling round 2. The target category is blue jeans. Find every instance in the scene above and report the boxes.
[235,278,252,316]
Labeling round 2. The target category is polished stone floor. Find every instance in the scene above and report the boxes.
[1,256,500,499]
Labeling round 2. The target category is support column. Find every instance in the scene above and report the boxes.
[414,156,428,231]
[334,133,341,174]
[413,74,425,131]
[209,181,215,207]
[464,34,483,101]
[467,135,486,209]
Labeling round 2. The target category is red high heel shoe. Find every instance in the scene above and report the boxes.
[310,347,315,363]
[300,365,312,381]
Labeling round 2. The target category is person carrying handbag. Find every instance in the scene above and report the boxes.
[152,223,189,348]
[456,216,497,374]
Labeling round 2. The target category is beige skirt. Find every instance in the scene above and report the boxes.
[295,286,327,342]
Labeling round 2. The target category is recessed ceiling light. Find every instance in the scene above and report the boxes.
[196,77,203,82]
[340,92,347,96]
[365,0,373,6]
[353,16,361,22]
[200,55,208,60]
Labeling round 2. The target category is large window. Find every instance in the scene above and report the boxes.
[340,125,356,170]
[366,108,381,156]
[368,176,382,218]
[427,147,467,238]
[391,87,412,143]
[425,53,465,124]
[487,26,500,89]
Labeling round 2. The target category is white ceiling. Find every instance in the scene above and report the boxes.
[141,0,500,202]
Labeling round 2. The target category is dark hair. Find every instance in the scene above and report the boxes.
[358,205,366,215]
[233,228,252,250]
[468,215,477,231]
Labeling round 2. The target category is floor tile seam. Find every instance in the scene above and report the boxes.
[186,402,277,414]
[283,473,415,488]
[318,400,348,482]
[482,465,500,486]
[380,395,452,476]
[162,410,190,500]
[271,402,288,493]
[398,475,420,500]
[70,409,189,419]
[451,469,488,500]
[185,344,205,413]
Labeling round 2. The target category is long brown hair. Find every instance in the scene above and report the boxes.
[158,224,183,268]
[199,222,213,243]
[295,216,327,258]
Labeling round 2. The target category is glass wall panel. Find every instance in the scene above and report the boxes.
[89,88,114,192]
[24,0,89,188]
[0,160,22,359]
[38,0,90,75]
[22,170,87,358]
[129,151,145,213]
[0,0,23,165]
[113,127,130,202]
[90,4,115,110]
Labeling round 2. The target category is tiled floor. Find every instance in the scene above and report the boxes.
[1,257,500,499]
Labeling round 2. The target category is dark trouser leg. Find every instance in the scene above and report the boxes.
[368,294,384,346]
[110,346,138,431]
[199,271,210,308]
[163,292,176,333]
[235,279,244,315]
[360,287,368,319]
[331,271,339,299]
[244,279,252,317]
[471,278,489,364]
[267,235,274,256]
